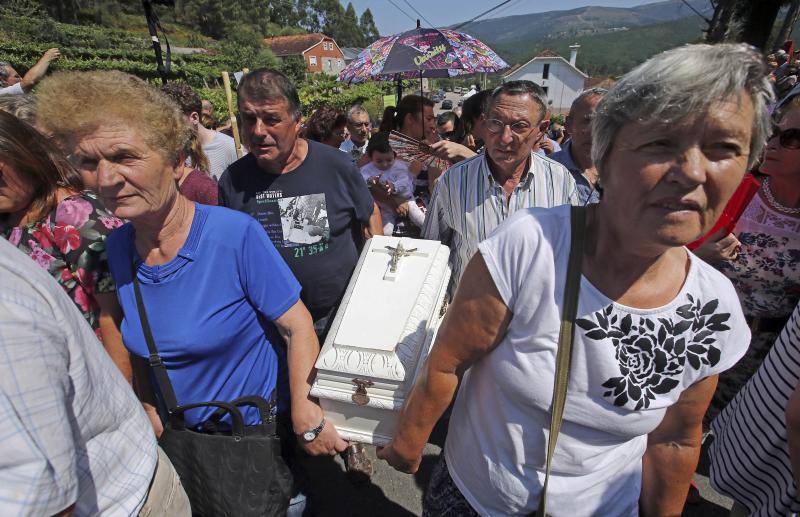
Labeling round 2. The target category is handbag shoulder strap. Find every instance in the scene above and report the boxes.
[536,205,586,517]
[130,259,180,412]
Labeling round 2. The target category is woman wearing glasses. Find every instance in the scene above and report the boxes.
[696,95,800,425]
[381,44,768,516]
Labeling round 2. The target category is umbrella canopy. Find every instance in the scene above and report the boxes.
[338,25,508,84]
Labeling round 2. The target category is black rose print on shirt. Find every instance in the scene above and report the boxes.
[576,294,730,410]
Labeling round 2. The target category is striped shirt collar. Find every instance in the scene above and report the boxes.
[422,150,579,296]
[481,153,536,191]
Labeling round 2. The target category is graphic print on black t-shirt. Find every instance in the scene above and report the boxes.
[254,189,330,258]
[576,294,729,410]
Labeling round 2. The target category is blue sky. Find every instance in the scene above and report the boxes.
[342,0,666,36]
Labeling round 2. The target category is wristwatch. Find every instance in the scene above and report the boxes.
[298,418,326,443]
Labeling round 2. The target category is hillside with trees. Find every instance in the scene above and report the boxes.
[458,0,710,78]
[496,16,706,77]
[25,0,379,46]
[0,0,390,121]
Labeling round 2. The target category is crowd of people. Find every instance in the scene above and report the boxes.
[1,41,799,517]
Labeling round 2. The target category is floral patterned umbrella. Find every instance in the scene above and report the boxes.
[338,24,508,84]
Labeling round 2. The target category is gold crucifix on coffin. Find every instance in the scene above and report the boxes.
[371,241,429,281]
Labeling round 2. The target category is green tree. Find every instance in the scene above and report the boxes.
[266,0,299,27]
[176,0,233,39]
[296,0,324,33]
[279,55,307,84]
[319,0,345,38]
[218,27,278,71]
[359,8,379,42]
[341,2,363,46]
[7,0,45,17]
[298,72,389,115]
[318,0,366,47]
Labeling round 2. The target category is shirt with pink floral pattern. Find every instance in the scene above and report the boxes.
[1,192,123,337]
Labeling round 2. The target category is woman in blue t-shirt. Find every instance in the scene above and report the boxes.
[36,71,347,513]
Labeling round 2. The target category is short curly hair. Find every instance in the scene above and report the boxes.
[161,82,202,116]
[304,105,346,143]
[35,70,190,162]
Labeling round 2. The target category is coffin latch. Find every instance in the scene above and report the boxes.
[351,378,374,406]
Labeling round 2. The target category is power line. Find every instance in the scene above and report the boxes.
[453,0,516,30]
[401,0,435,28]
[679,0,711,23]
[386,0,416,25]
[490,0,524,20]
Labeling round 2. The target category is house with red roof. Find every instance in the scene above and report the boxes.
[264,33,345,75]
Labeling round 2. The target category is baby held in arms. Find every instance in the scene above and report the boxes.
[360,132,425,235]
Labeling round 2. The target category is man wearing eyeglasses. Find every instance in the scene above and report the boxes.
[340,105,371,166]
[423,80,580,295]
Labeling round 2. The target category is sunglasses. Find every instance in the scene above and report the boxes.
[771,126,800,149]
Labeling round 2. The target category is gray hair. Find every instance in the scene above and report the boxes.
[237,68,301,120]
[492,80,549,122]
[0,94,36,124]
[569,87,607,113]
[346,104,369,123]
[0,61,10,82]
[592,43,774,173]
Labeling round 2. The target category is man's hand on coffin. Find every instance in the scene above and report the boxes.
[377,254,512,474]
[376,440,421,474]
[294,401,348,456]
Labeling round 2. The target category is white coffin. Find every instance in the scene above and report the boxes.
[310,235,451,446]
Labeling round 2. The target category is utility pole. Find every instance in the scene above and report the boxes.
[706,0,785,51]
[706,0,736,43]
[775,0,800,51]
[740,0,783,50]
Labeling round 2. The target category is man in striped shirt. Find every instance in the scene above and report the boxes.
[423,80,579,294]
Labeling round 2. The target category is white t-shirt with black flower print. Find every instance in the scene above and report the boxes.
[444,204,750,517]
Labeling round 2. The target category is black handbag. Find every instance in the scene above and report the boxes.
[131,262,293,517]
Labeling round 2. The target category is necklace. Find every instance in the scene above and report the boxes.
[763,177,800,215]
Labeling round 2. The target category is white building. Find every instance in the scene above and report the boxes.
[502,45,588,114]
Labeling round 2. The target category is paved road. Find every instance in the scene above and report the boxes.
[433,91,462,116]
[298,425,733,516]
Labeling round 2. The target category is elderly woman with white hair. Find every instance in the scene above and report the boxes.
[378,43,773,516]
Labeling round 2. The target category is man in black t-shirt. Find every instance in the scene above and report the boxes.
[218,69,381,339]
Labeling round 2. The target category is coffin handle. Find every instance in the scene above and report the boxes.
[351,378,374,406]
